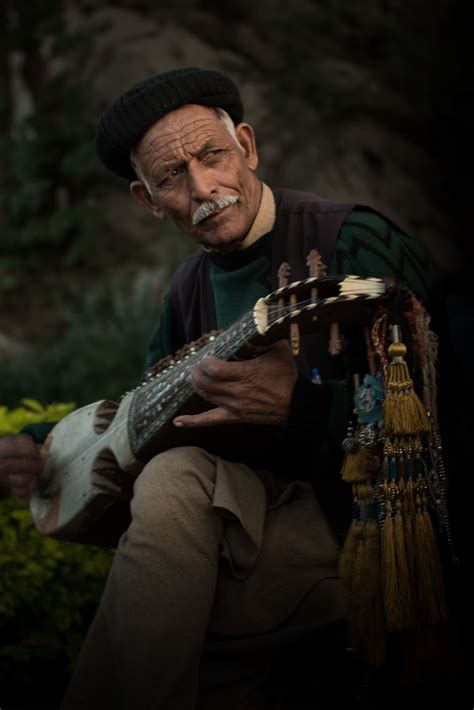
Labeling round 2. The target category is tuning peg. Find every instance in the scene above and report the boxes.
[290,293,300,356]
[306,249,327,303]
[328,322,342,356]
[278,261,291,317]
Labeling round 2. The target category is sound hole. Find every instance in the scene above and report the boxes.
[93,448,134,500]
[93,400,119,435]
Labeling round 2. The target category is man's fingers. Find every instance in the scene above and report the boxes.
[9,473,38,498]
[10,484,36,499]
[189,376,236,406]
[2,457,44,476]
[193,357,244,382]
[9,472,37,486]
[173,407,236,428]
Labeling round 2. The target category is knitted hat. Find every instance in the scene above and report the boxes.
[96,67,244,180]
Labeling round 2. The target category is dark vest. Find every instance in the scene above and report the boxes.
[169,188,354,378]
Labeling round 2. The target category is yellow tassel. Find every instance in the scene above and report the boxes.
[405,477,415,514]
[384,339,430,435]
[341,446,367,482]
[340,518,363,589]
[342,482,386,666]
[352,520,386,665]
[382,499,400,630]
[402,477,417,581]
[393,497,413,626]
[414,492,449,624]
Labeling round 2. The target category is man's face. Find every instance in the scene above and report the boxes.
[130,105,261,253]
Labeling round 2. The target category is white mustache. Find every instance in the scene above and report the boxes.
[192,195,239,225]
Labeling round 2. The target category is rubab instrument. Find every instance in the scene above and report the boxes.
[30,274,393,545]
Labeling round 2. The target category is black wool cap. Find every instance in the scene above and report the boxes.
[96,67,244,181]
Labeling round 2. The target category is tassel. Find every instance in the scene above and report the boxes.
[402,452,417,581]
[340,484,366,587]
[341,486,386,666]
[393,495,413,625]
[381,449,414,631]
[384,325,430,435]
[341,446,367,482]
[414,488,449,624]
[339,519,363,590]
[382,498,404,631]
[355,519,386,665]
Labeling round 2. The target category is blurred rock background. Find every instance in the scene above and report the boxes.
[1,0,472,407]
[0,1,472,705]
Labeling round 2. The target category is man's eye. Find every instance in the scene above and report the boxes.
[159,168,181,186]
[202,149,222,161]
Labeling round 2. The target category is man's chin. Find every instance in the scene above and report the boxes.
[194,224,246,254]
[199,234,245,254]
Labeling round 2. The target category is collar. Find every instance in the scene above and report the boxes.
[237,182,276,250]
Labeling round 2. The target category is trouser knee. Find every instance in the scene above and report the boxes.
[129,446,219,535]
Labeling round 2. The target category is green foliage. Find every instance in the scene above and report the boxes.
[0,274,163,409]
[0,496,113,695]
[0,392,114,699]
[0,0,104,271]
[0,399,75,436]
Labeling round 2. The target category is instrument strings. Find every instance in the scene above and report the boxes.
[123,294,336,427]
[58,290,371,467]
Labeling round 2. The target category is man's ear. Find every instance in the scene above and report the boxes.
[130,181,165,220]
[235,123,259,172]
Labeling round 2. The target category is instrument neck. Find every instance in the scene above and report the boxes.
[127,310,260,455]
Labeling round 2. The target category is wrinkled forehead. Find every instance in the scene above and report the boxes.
[134,104,228,167]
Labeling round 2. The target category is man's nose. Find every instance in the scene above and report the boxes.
[188,161,216,201]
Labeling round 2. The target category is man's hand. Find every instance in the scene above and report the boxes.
[173,340,298,428]
[0,433,46,498]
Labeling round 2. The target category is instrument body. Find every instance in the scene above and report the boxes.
[30,396,139,545]
[30,275,393,545]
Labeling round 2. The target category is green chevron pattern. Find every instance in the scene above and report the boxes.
[330,209,436,307]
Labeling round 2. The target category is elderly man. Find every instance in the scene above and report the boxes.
[0,68,436,709]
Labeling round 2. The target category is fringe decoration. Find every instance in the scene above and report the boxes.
[339,520,363,590]
[392,494,413,624]
[338,305,452,674]
[381,458,413,632]
[340,485,386,665]
[402,466,417,581]
[403,295,439,426]
[359,519,385,665]
[413,473,449,624]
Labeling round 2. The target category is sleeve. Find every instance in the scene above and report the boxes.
[21,422,55,444]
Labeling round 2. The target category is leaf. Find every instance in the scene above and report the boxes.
[20,398,45,413]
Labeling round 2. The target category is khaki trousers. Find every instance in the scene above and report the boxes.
[61,446,346,710]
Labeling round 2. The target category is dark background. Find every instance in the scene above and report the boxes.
[0,0,472,706]
[1,0,473,409]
